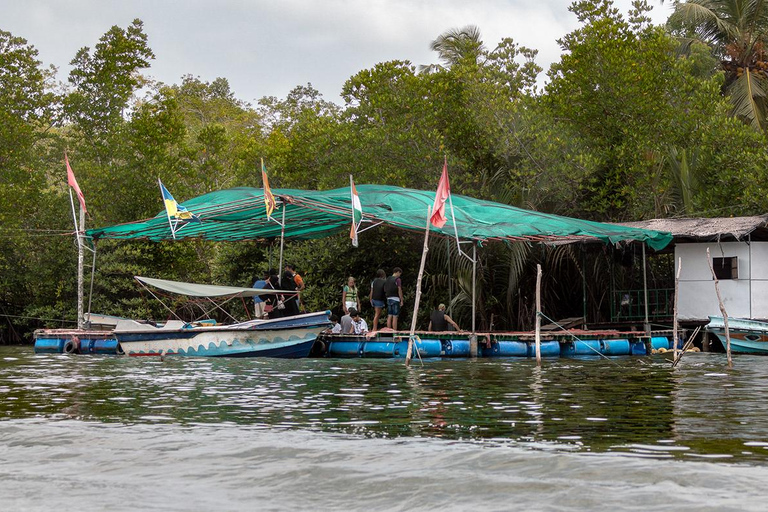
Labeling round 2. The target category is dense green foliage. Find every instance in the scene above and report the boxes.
[3,1,768,342]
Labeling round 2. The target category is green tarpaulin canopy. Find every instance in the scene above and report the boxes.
[86,185,672,250]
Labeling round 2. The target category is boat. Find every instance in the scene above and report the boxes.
[114,311,330,357]
[707,316,768,354]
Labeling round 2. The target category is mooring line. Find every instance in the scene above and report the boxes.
[537,312,630,366]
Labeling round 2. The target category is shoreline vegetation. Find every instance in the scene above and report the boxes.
[3,0,768,343]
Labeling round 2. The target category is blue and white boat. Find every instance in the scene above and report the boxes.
[707,316,768,354]
[114,311,329,358]
[112,276,329,358]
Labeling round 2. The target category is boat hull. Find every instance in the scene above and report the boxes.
[115,311,330,358]
[708,316,768,354]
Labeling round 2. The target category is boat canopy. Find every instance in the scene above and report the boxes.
[135,276,288,298]
[87,185,672,250]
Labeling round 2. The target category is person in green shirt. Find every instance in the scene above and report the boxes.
[342,276,361,315]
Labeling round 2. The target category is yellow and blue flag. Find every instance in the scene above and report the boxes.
[159,179,200,238]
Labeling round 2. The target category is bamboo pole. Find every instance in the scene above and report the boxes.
[406,206,431,366]
[673,257,681,363]
[642,243,650,336]
[278,201,286,285]
[535,263,542,366]
[77,203,85,330]
[707,248,732,368]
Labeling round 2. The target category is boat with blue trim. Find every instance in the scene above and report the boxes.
[707,316,768,354]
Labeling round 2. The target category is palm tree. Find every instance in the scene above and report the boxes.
[668,0,768,130]
[420,25,485,73]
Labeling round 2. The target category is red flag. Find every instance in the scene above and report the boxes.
[65,153,87,213]
[430,157,450,228]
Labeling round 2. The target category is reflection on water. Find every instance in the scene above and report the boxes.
[2,347,768,462]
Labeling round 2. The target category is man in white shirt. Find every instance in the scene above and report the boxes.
[351,311,368,334]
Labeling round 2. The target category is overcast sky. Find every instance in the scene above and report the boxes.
[2,0,671,104]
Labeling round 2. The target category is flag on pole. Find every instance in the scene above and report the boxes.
[261,158,277,219]
[65,152,87,213]
[430,157,450,228]
[350,175,363,247]
[159,179,199,239]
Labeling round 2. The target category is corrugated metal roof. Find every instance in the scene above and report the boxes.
[616,215,768,241]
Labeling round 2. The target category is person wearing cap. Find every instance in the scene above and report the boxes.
[428,303,460,331]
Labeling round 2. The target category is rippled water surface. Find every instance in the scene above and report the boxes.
[3,346,768,510]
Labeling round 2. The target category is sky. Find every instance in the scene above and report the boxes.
[2,0,671,105]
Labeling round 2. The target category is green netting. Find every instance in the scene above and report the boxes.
[86,185,672,250]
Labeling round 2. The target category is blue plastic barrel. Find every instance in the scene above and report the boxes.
[33,337,66,354]
[651,336,671,350]
[561,339,601,356]
[487,341,528,357]
[361,341,395,358]
[443,338,471,357]
[326,340,363,357]
[600,339,631,355]
[90,338,120,355]
[527,340,560,358]
[630,340,647,355]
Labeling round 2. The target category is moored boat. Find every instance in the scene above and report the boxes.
[707,316,768,354]
[114,311,330,357]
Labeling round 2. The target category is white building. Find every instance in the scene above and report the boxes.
[621,216,768,322]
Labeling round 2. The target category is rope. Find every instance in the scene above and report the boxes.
[410,334,425,367]
[0,313,77,324]
[538,311,625,365]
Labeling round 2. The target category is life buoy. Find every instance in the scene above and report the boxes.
[116,343,125,355]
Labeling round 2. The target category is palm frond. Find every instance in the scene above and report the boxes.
[728,68,768,129]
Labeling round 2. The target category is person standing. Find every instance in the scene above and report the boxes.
[369,269,387,332]
[284,264,303,315]
[384,267,403,330]
[342,276,361,315]
[428,303,461,331]
[281,268,300,316]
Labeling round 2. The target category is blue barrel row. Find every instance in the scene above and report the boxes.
[324,336,673,358]
[34,335,122,355]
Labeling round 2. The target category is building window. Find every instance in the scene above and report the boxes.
[713,256,738,280]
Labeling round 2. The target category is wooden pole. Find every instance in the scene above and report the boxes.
[672,257,681,364]
[535,263,542,366]
[707,248,732,368]
[406,206,431,366]
[278,201,286,285]
[470,243,478,357]
[77,203,85,330]
[642,243,650,336]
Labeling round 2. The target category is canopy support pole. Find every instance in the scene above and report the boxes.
[406,206,431,366]
[447,237,452,316]
[535,264,542,366]
[470,243,478,357]
[69,189,85,330]
[642,243,650,336]
[581,249,587,328]
[86,241,97,327]
[278,202,286,285]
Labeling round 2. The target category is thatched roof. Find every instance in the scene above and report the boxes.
[616,215,768,241]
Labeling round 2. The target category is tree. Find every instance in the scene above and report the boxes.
[668,0,768,130]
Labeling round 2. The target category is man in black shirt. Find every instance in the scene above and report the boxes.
[428,303,461,331]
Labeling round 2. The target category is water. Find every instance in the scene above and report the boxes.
[2,346,768,510]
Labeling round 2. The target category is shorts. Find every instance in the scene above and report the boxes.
[387,298,401,316]
[345,301,357,311]
[371,299,386,308]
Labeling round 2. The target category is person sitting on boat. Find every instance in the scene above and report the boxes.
[342,276,361,315]
[428,303,461,331]
[328,314,342,334]
[351,310,368,334]
[252,270,270,318]
[262,273,285,319]
[340,308,355,334]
